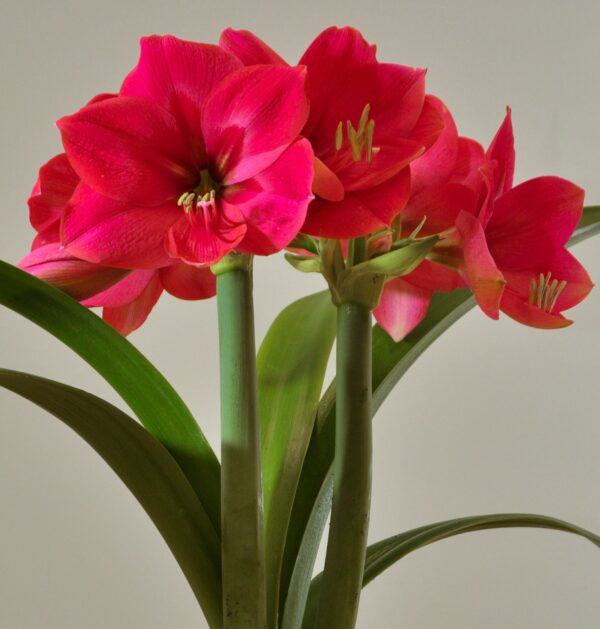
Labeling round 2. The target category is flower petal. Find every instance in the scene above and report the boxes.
[224,138,314,255]
[82,269,157,307]
[28,153,79,238]
[159,262,216,300]
[18,243,129,301]
[121,35,241,153]
[313,157,344,202]
[352,167,411,225]
[202,64,309,184]
[165,202,247,265]
[219,28,287,65]
[374,277,432,341]
[410,96,458,194]
[455,211,505,319]
[499,292,572,329]
[404,259,465,292]
[486,107,515,197]
[62,185,179,269]
[58,96,194,205]
[486,177,585,269]
[103,272,163,336]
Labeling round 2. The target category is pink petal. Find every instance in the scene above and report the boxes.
[500,292,572,329]
[405,259,465,292]
[165,202,247,265]
[374,277,432,341]
[301,168,410,239]
[455,211,505,319]
[121,35,241,154]
[62,185,179,269]
[103,272,163,336]
[501,249,593,314]
[486,177,585,269]
[403,183,477,236]
[82,269,157,307]
[486,107,515,197]
[449,137,486,189]
[18,243,129,301]
[28,153,79,238]
[313,157,344,202]
[202,65,309,185]
[159,263,216,300]
[410,96,459,194]
[58,96,194,206]
[329,138,424,192]
[219,28,287,65]
[224,138,314,255]
[301,195,385,239]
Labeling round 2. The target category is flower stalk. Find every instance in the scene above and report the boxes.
[314,246,373,629]
[213,253,266,629]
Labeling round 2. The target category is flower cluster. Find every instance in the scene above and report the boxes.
[19,26,592,336]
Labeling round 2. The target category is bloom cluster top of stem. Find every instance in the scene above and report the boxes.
[19,26,593,337]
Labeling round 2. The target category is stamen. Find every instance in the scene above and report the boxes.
[549,280,567,312]
[528,272,568,313]
[365,119,375,162]
[357,104,371,137]
[347,121,362,161]
[408,216,427,240]
[335,121,343,151]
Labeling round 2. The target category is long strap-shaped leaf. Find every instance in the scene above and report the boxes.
[301,512,600,627]
[0,261,220,533]
[0,369,222,628]
[282,206,600,627]
[258,291,336,628]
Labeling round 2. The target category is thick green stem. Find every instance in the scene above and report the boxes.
[214,255,266,629]
[313,301,372,629]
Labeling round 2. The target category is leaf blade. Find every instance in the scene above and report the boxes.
[0,261,220,532]
[257,291,337,628]
[0,369,222,628]
[302,512,600,627]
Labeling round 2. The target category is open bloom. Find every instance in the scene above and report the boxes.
[221,26,442,239]
[457,177,593,328]
[20,152,216,335]
[58,35,314,267]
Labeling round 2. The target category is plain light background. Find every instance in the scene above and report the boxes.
[1,1,599,627]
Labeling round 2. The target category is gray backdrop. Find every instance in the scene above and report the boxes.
[1,1,599,627]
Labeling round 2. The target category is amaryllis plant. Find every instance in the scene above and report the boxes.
[1,25,599,629]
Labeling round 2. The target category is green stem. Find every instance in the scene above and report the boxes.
[313,301,372,629]
[213,254,266,629]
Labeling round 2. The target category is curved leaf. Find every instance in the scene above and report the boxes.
[258,291,336,628]
[0,369,222,628]
[302,512,600,627]
[283,205,600,628]
[0,261,220,533]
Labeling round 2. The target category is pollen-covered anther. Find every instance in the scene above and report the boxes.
[334,103,377,162]
[528,272,568,313]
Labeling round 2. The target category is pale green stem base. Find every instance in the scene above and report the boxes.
[313,301,373,629]
[215,257,266,629]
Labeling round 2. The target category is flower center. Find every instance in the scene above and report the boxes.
[334,103,377,162]
[177,168,220,214]
[528,272,567,313]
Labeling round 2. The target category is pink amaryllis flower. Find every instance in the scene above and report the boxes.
[220,26,442,239]
[455,111,593,328]
[57,35,313,267]
[20,152,216,335]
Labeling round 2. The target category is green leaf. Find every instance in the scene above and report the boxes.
[0,261,220,533]
[302,512,600,627]
[0,369,222,628]
[282,205,600,629]
[257,291,336,628]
